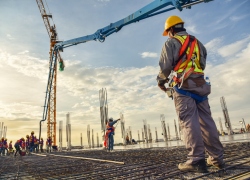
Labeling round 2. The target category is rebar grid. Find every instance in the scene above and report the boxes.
[0,142,250,179]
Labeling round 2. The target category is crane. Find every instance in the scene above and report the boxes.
[36,0,65,147]
[39,0,213,143]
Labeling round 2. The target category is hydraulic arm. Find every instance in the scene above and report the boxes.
[39,0,213,140]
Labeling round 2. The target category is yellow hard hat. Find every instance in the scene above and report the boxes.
[26,135,29,138]
[35,136,36,138]
[10,141,12,143]
[5,138,7,141]
[1,137,4,139]
[163,16,185,36]
[31,131,34,134]
[22,137,25,140]
[41,138,43,139]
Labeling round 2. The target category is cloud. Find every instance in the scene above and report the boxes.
[230,14,249,21]
[139,52,158,58]
[216,0,248,24]
[186,25,200,34]
[7,34,14,40]
[218,36,250,57]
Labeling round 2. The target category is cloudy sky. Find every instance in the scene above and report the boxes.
[0,0,250,146]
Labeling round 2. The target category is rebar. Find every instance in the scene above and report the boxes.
[220,96,233,135]
[160,115,168,141]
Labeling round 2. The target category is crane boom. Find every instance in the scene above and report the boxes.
[36,0,65,146]
[39,0,213,143]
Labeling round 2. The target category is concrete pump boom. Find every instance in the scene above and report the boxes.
[39,0,213,142]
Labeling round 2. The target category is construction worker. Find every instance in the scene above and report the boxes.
[30,131,35,152]
[34,136,38,153]
[126,135,129,144]
[0,137,5,156]
[105,117,120,152]
[40,138,44,152]
[247,124,250,132]
[26,135,30,153]
[9,141,13,155]
[14,139,22,156]
[4,138,8,155]
[157,16,224,172]
[47,136,52,153]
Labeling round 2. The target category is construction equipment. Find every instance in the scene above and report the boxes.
[39,0,213,141]
[36,0,65,146]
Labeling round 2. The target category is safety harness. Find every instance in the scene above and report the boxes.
[166,35,208,104]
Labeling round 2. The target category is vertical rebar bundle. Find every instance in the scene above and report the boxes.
[143,120,148,143]
[3,126,7,139]
[0,122,2,138]
[92,129,94,148]
[120,113,126,145]
[220,96,233,135]
[97,133,99,147]
[160,115,168,141]
[138,130,140,144]
[174,119,178,140]
[167,123,170,140]
[87,125,91,148]
[81,133,83,149]
[129,126,132,142]
[155,127,158,142]
[59,121,63,151]
[142,128,144,143]
[219,117,223,133]
[148,124,152,143]
[66,113,71,151]
[99,88,108,143]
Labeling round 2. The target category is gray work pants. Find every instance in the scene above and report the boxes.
[173,79,224,165]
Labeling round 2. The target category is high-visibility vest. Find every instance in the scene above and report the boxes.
[106,122,115,132]
[172,35,204,75]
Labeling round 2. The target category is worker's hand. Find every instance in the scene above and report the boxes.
[117,118,120,121]
[158,79,169,92]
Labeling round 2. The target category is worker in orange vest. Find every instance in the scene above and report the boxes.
[105,117,120,152]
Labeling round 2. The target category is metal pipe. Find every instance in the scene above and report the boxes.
[181,0,210,8]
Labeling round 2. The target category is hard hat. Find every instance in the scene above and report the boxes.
[1,137,4,139]
[5,138,7,141]
[31,131,34,134]
[109,117,113,121]
[163,16,185,36]
[41,138,43,139]
[35,136,36,138]
[22,137,25,140]
[26,135,29,138]
[10,141,12,143]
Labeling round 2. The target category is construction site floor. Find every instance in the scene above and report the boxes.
[1,142,250,179]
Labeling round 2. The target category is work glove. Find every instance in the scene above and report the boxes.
[158,79,169,92]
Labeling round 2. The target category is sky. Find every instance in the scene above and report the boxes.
[0,0,250,146]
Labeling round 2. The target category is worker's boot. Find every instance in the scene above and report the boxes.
[178,159,208,173]
[207,158,225,169]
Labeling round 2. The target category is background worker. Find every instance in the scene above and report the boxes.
[106,117,120,152]
[14,140,21,156]
[47,136,52,153]
[40,138,44,153]
[0,137,4,156]
[4,139,8,156]
[126,135,129,144]
[157,16,224,172]
[29,131,35,152]
[26,135,30,154]
[34,136,38,153]
[9,141,13,155]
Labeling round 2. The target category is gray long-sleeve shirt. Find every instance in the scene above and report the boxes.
[157,31,207,84]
